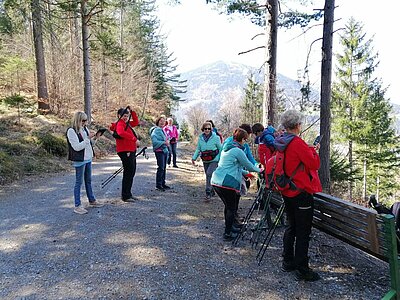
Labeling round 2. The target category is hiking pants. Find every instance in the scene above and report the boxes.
[213,186,241,234]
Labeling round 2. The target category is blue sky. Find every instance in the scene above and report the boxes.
[157,0,400,104]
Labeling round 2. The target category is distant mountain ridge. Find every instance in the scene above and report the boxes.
[174,61,313,122]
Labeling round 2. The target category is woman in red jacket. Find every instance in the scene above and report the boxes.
[274,110,322,282]
[110,107,139,202]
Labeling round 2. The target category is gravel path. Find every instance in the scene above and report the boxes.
[0,145,391,299]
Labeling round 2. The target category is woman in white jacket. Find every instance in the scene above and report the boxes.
[66,112,104,214]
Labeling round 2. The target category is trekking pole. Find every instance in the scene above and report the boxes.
[256,201,286,265]
[101,167,123,188]
[251,189,274,249]
[101,147,149,189]
[233,178,266,246]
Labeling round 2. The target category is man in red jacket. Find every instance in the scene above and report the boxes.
[274,110,322,282]
[110,107,139,202]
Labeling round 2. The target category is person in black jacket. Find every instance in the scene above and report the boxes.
[66,112,104,214]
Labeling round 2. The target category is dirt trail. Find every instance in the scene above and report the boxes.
[0,144,390,299]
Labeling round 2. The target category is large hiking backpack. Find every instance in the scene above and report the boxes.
[265,149,302,192]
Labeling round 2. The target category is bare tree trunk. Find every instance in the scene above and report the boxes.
[319,0,335,193]
[47,2,61,114]
[81,0,92,123]
[262,0,278,127]
[31,0,49,112]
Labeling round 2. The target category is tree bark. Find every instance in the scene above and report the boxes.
[31,0,49,112]
[262,0,278,127]
[319,0,335,193]
[81,0,92,123]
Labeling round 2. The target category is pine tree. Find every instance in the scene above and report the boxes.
[332,18,400,202]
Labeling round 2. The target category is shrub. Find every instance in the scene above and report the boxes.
[34,131,67,157]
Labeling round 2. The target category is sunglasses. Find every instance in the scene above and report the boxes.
[82,119,87,122]
[203,128,211,130]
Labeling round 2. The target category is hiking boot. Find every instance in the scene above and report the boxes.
[223,232,238,241]
[156,186,165,192]
[88,201,104,208]
[231,225,242,233]
[295,269,321,281]
[281,261,296,272]
[74,206,88,215]
[162,185,172,190]
[173,165,179,168]
[122,197,136,203]
[204,194,211,203]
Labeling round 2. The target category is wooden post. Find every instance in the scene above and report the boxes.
[382,214,400,300]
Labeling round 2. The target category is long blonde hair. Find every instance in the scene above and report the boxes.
[72,111,88,132]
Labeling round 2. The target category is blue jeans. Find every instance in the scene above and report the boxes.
[167,142,177,166]
[155,151,168,188]
[74,162,95,207]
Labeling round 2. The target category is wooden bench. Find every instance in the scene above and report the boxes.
[270,192,399,300]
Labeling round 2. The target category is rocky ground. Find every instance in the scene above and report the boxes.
[0,144,391,299]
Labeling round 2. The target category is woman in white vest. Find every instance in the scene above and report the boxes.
[66,112,104,214]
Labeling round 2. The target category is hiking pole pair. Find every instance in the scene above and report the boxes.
[101,147,148,189]
[256,200,285,265]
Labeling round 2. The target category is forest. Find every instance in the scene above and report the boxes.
[0,0,399,205]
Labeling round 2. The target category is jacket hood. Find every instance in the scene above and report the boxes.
[149,126,158,135]
[222,139,244,152]
[274,132,296,152]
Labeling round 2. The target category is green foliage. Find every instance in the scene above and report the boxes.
[179,121,192,141]
[330,148,358,183]
[332,18,400,199]
[206,0,323,28]
[34,131,68,157]
[241,74,262,124]
[2,94,26,107]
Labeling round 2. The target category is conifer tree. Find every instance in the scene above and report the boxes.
[332,18,400,201]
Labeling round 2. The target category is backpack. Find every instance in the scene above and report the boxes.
[265,149,302,192]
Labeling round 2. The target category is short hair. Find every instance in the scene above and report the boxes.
[201,122,212,131]
[205,119,215,128]
[233,128,248,142]
[280,110,304,130]
[155,116,165,126]
[251,123,264,134]
[239,123,252,134]
[167,117,173,123]
[72,111,87,131]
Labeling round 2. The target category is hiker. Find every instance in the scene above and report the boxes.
[109,107,140,202]
[252,122,276,169]
[163,117,179,168]
[211,128,262,241]
[192,121,222,202]
[206,119,223,143]
[274,109,322,281]
[222,124,257,223]
[66,111,104,214]
[150,116,171,191]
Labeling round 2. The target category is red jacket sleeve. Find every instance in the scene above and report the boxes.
[129,111,139,127]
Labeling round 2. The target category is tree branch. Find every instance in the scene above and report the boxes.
[238,45,265,55]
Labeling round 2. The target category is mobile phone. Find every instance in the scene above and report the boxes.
[313,135,323,146]
[96,128,107,136]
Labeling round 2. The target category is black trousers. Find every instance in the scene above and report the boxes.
[282,192,314,271]
[117,151,136,200]
[213,186,241,234]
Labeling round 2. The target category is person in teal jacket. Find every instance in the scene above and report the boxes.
[211,128,262,241]
[150,116,171,191]
[192,121,222,202]
[223,123,257,165]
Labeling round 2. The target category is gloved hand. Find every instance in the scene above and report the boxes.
[244,173,255,180]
